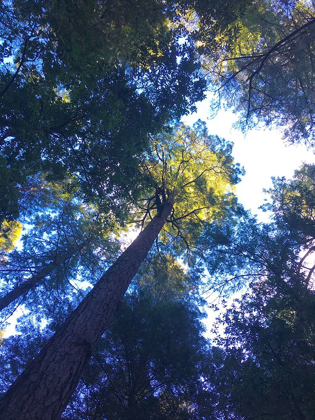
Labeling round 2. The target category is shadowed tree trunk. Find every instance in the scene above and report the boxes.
[0,202,173,420]
[0,242,86,312]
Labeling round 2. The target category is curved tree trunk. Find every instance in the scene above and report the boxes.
[0,202,172,420]
[0,243,86,312]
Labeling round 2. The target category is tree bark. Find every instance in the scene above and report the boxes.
[0,243,86,312]
[0,202,172,420]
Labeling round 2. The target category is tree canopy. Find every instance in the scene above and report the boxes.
[0,0,208,224]
[196,0,315,144]
[1,1,315,419]
[0,120,242,419]
[63,292,211,420]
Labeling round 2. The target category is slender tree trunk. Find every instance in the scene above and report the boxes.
[0,202,172,420]
[0,243,86,312]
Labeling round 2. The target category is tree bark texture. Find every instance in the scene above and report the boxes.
[0,243,86,312]
[0,203,172,420]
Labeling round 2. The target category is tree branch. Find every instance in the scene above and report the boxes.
[0,35,32,98]
[170,206,208,222]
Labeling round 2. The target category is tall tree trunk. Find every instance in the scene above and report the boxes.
[0,242,86,312]
[0,202,172,420]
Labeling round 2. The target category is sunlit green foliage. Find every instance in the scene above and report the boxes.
[0,0,206,222]
[0,1,314,417]
[135,121,242,252]
[0,220,22,253]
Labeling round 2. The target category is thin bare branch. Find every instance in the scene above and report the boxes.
[182,166,218,189]
[170,207,208,222]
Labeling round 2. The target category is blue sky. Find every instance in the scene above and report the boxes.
[4,100,313,338]
[183,98,313,220]
[183,98,314,337]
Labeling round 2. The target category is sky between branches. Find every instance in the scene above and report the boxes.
[4,97,313,339]
[183,95,314,221]
[182,97,314,337]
